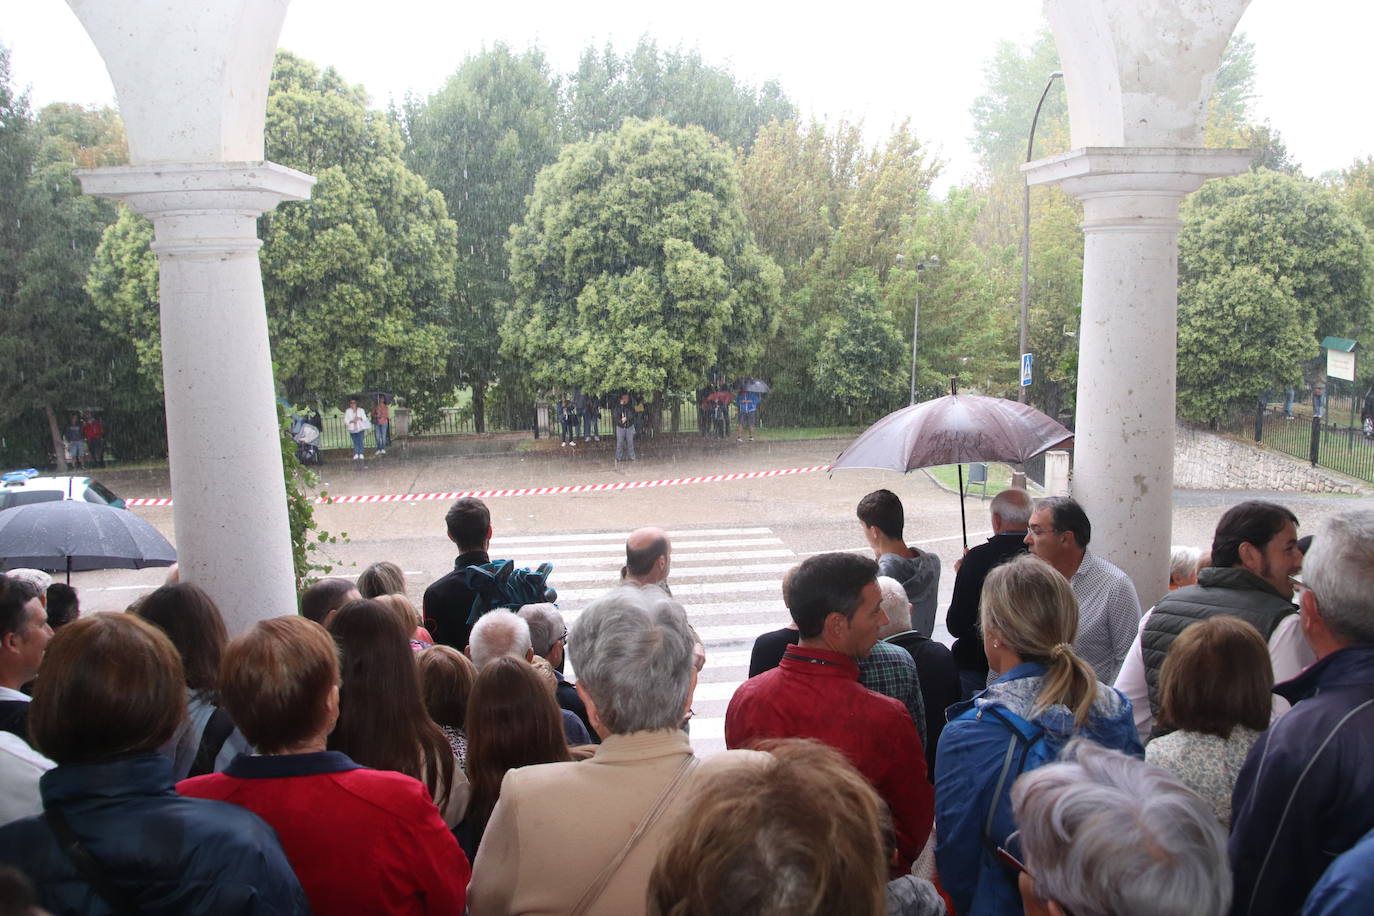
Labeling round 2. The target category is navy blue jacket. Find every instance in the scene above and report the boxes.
[1230,645,1374,916]
[0,752,306,915]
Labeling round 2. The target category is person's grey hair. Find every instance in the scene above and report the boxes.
[990,488,1033,528]
[875,576,911,637]
[1169,545,1202,583]
[1011,739,1230,916]
[568,586,694,734]
[7,569,53,594]
[1302,506,1374,645]
[468,610,532,670]
[518,603,565,657]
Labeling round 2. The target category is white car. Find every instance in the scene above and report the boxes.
[0,470,126,512]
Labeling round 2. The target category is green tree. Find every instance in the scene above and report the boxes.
[1333,156,1374,236]
[564,38,794,150]
[502,118,781,397]
[402,45,562,430]
[88,52,462,419]
[811,270,906,409]
[1178,170,1374,422]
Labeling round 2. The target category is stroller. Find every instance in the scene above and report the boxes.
[293,412,323,465]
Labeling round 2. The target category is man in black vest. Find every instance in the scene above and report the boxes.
[1113,500,1312,743]
[421,497,493,651]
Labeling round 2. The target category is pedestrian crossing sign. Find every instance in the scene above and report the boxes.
[1021,353,1033,387]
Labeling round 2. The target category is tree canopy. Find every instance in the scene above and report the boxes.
[503,117,781,396]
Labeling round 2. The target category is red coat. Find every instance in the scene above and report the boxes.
[725,645,933,870]
[179,751,468,915]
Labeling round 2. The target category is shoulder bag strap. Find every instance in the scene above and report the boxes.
[567,755,697,916]
[189,705,236,778]
[44,807,138,916]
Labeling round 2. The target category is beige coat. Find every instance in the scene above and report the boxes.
[468,729,766,915]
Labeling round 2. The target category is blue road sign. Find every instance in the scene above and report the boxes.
[1021,352,1033,387]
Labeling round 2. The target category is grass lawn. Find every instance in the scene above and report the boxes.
[924,462,1018,496]
[754,426,865,442]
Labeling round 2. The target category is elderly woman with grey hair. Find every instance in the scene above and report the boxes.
[468,587,766,916]
[1009,739,1230,916]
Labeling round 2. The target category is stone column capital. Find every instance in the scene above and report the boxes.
[73,161,314,257]
[1022,147,1253,229]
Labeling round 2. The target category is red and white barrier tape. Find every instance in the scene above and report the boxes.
[125,464,834,508]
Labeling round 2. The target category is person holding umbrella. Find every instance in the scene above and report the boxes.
[345,398,370,461]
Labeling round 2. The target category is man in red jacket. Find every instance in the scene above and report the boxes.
[725,552,933,872]
[179,616,467,915]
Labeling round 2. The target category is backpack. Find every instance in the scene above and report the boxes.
[461,559,557,625]
[978,705,1053,852]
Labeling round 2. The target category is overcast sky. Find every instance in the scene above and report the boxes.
[3,1,1370,190]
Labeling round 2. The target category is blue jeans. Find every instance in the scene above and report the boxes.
[615,426,636,460]
[350,430,365,457]
[374,422,389,450]
[582,414,599,438]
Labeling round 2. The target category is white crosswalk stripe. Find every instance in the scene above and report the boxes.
[513,525,797,756]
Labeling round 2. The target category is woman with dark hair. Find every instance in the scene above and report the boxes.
[935,554,1143,916]
[179,616,469,914]
[456,655,571,860]
[418,645,477,771]
[1145,615,1272,826]
[0,614,305,913]
[131,582,251,778]
[327,598,466,826]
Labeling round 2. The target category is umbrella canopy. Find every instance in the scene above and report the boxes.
[0,500,176,576]
[832,394,1073,473]
[734,378,771,393]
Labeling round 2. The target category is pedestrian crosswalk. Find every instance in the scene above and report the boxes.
[486,525,798,756]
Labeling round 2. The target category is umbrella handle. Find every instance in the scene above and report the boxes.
[958,465,968,550]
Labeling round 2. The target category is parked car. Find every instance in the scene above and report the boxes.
[0,469,126,512]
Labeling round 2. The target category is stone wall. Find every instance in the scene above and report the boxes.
[1173,423,1367,494]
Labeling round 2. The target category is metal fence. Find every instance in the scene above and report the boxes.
[1216,393,1374,485]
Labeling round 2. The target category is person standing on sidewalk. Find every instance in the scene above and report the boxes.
[613,393,636,461]
[371,397,389,456]
[345,398,370,461]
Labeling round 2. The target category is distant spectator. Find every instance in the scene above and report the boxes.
[0,614,306,913]
[371,396,390,456]
[647,739,943,916]
[1169,544,1202,590]
[468,587,766,915]
[44,583,79,630]
[1011,739,1230,916]
[328,598,466,827]
[418,645,477,772]
[61,414,85,469]
[935,554,1142,916]
[299,577,360,627]
[357,560,406,598]
[344,397,370,460]
[1145,615,1271,826]
[878,575,959,776]
[179,615,468,915]
[82,411,105,468]
[0,577,53,741]
[455,656,572,861]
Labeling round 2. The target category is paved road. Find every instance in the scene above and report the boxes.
[67,436,1364,754]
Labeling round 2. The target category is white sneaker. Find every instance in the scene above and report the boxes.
[377,449,386,456]
[353,454,362,461]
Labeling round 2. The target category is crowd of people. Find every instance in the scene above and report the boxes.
[0,489,1372,915]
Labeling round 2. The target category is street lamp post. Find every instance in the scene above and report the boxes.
[1019,70,1064,406]
[897,254,939,405]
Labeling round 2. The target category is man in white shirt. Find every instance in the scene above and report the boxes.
[1113,500,1312,744]
[0,577,54,740]
[1025,497,1141,683]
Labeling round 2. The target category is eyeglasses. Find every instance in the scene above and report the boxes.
[559,627,569,644]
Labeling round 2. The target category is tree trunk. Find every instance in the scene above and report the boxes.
[670,399,681,434]
[473,380,487,434]
[45,405,68,473]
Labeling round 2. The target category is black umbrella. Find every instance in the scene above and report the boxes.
[733,378,771,393]
[0,500,176,583]
[831,392,1073,548]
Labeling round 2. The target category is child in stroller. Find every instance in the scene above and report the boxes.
[293,410,324,465]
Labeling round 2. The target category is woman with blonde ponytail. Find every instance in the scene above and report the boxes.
[934,554,1143,916]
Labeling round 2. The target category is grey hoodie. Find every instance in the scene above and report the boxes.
[879,550,941,636]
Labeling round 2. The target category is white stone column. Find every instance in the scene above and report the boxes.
[76,164,314,632]
[1024,148,1250,604]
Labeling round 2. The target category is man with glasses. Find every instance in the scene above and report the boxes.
[1024,497,1140,683]
[1112,500,1311,744]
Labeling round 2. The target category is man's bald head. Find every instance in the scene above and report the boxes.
[625,527,672,584]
